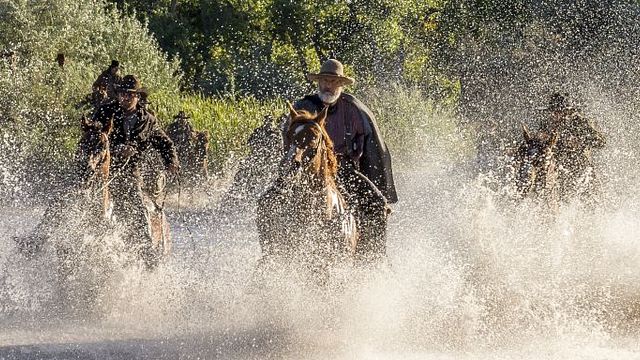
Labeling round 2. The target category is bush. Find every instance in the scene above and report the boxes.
[175,94,283,173]
[0,0,181,157]
[357,84,471,167]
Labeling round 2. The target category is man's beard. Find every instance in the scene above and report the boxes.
[318,87,341,104]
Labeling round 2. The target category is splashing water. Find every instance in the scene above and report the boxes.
[1,113,639,360]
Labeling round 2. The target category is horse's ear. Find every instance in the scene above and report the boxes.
[316,106,328,127]
[548,131,559,148]
[287,101,298,119]
[521,122,532,142]
[80,116,92,132]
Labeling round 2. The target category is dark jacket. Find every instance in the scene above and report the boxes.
[93,101,178,172]
[541,110,605,172]
[92,69,121,100]
[293,93,398,203]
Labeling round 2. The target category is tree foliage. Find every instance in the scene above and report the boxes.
[108,0,456,100]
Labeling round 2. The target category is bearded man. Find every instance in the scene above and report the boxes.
[288,59,397,263]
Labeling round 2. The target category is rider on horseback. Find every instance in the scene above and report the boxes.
[90,60,122,110]
[288,59,397,263]
[93,75,179,267]
[166,111,210,187]
[539,92,606,203]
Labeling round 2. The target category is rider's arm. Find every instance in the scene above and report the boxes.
[574,114,606,149]
[348,106,367,163]
[583,119,606,149]
[150,127,180,170]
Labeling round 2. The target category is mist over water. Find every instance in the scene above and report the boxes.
[1,94,640,359]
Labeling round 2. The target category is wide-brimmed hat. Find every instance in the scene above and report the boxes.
[307,59,354,86]
[115,74,146,95]
[539,92,574,112]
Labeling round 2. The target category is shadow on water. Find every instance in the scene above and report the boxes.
[0,328,292,360]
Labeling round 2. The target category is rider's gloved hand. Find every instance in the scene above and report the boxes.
[114,144,137,159]
[339,156,359,171]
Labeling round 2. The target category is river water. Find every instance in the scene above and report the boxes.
[0,150,639,360]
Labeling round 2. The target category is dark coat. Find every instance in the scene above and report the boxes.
[541,110,605,172]
[92,69,122,103]
[93,101,178,173]
[293,93,398,203]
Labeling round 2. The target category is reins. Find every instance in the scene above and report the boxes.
[95,156,129,195]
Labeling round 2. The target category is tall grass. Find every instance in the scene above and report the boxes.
[162,94,284,173]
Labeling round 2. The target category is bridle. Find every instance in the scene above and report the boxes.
[285,121,324,175]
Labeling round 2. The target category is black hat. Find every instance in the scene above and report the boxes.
[539,92,573,112]
[115,74,147,95]
[110,60,120,68]
[174,111,190,120]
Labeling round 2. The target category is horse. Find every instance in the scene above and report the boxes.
[256,105,358,281]
[74,117,172,268]
[166,113,209,188]
[221,114,283,209]
[15,116,171,269]
[513,123,559,210]
[76,116,114,217]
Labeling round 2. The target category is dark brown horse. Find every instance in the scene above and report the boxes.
[166,112,209,187]
[16,116,171,268]
[513,124,559,210]
[256,105,358,279]
[77,116,172,267]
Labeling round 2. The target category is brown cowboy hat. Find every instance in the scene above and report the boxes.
[115,74,147,95]
[307,59,355,86]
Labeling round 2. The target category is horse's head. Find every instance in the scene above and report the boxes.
[77,116,113,187]
[515,123,558,196]
[282,104,337,185]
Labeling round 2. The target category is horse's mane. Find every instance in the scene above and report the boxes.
[288,110,338,182]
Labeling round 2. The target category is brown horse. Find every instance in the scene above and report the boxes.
[77,116,172,268]
[513,124,559,210]
[166,112,209,187]
[77,116,113,217]
[256,105,358,280]
[16,116,171,268]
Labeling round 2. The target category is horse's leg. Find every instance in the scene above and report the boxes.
[338,167,388,265]
[112,174,159,269]
[256,186,284,259]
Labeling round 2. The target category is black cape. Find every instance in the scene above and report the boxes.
[293,93,398,203]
